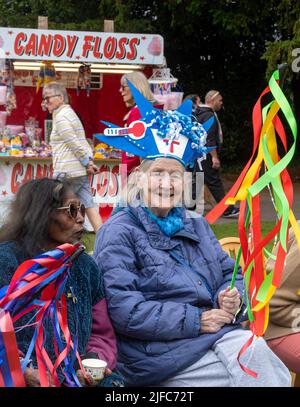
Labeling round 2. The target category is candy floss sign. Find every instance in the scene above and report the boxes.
[0,160,120,224]
[0,27,164,65]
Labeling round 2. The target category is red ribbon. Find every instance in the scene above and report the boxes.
[237,333,258,378]
[0,311,26,387]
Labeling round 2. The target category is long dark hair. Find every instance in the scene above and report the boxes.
[0,178,74,257]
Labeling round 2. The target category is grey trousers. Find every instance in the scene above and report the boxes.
[160,329,291,387]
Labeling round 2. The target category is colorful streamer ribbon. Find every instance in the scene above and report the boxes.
[205,69,300,376]
[0,243,86,387]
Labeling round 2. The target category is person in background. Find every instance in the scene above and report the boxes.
[184,94,202,114]
[195,90,239,218]
[0,178,123,387]
[264,222,300,374]
[119,71,161,184]
[183,93,203,211]
[42,82,102,232]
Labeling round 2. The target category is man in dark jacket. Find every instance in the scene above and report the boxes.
[195,90,239,217]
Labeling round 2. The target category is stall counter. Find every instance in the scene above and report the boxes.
[0,156,121,223]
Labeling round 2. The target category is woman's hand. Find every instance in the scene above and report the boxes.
[211,156,221,169]
[24,366,55,387]
[105,367,112,375]
[76,367,112,387]
[86,161,99,175]
[218,287,241,316]
[76,369,97,387]
[200,309,233,333]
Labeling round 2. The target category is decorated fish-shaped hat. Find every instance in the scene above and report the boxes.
[95,80,214,167]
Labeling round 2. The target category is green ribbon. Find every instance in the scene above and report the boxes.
[256,270,274,303]
[230,202,251,289]
[249,70,297,252]
[228,69,297,321]
[244,260,255,322]
[249,70,297,196]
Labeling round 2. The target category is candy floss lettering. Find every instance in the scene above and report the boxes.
[82,35,140,60]
[14,33,79,58]
[90,164,119,200]
[7,162,119,200]
[11,162,53,194]
[13,32,140,61]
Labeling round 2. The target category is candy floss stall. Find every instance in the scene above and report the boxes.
[0,26,164,224]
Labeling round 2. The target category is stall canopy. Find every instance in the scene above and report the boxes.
[0,26,164,137]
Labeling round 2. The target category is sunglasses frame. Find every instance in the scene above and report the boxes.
[56,202,86,219]
[42,94,62,103]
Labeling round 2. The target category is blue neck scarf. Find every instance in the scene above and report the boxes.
[142,207,184,237]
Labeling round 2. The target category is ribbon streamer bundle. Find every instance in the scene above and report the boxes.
[0,243,85,387]
[205,69,300,376]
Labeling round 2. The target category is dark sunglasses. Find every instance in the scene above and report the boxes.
[42,94,61,102]
[56,202,86,219]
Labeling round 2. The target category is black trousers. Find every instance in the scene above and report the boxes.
[201,155,226,203]
[188,156,235,213]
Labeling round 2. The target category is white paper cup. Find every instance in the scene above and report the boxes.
[82,358,107,382]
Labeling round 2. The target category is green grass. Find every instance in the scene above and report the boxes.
[211,221,276,253]
[82,232,96,254]
[211,221,275,239]
[83,221,276,254]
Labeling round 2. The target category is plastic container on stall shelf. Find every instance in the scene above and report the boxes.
[0,85,7,105]
[6,125,24,136]
[34,128,42,146]
[0,111,7,128]
[0,136,10,156]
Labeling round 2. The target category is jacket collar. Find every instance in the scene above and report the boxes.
[52,103,69,117]
[173,216,201,242]
[129,205,200,250]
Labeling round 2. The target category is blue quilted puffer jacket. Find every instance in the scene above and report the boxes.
[94,205,245,386]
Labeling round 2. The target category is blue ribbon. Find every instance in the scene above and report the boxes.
[0,245,83,387]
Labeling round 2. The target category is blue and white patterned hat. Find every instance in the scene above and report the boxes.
[95,80,214,167]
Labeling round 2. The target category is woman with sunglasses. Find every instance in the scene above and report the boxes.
[0,177,123,387]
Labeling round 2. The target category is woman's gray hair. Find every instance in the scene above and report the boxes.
[121,159,153,205]
[43,82,69,104]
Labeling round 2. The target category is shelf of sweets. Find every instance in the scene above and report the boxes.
[93,141,122,160]
[0,132,52,158]
[0,132,122,161]
[0,155,121,162]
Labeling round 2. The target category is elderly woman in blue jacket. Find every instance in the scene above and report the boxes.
[93,82,290,387]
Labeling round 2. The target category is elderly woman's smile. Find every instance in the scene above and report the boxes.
[138,158,185,217]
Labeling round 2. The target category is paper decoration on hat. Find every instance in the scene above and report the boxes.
[95,80,214,167]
